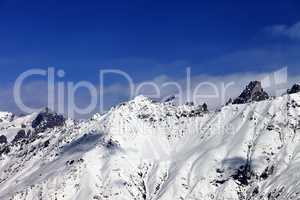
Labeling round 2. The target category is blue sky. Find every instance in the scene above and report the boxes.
[1,0,300,80]
[1,0,300,117]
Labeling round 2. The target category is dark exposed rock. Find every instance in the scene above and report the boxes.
[69,160,74,165]
[214,179,228,185]
[137,113,151,119]
[252,186,259,196]
[32,108,65,133]
[43,140,50,148]
[27,129,32,137]
[0,145,10,155]
[164,95,176,103]
[0,135,7,144]
[9,114,15,122]
[267,124,275,131]
[231,164,252,186]
[287,83,300,94]
[233,81,269,104]
[202,103,208,112]
[12,129,27,143]
[225,98,232,105]
[185,102,194,106]
[260,165,274,180]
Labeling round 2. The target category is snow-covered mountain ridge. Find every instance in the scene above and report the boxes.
[0,82,300,200]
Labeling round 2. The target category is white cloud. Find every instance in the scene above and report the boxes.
[265,21,300,40]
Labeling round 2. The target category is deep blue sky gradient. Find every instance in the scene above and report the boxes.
[1,0,300,83]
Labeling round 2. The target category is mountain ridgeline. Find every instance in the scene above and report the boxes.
[0,81,300,200]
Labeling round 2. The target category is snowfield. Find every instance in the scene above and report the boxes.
[1,83,300,200]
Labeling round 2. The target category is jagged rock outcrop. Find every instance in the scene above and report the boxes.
[12,130,27,143]
[0,135,7,144]
[226,98,233,105]
[233,81,269,104]
[164,95,176,102]
[31,108,65,133]
[288,83,300,94]
[202,102,208,112]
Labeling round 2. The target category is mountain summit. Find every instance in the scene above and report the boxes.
[288,83,300,94]
[233,81,269,104]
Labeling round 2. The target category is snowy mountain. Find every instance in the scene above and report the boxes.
[1,81,300,200]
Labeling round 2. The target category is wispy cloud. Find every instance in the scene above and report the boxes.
[133,68,300,108]
[1,67,299,119]
[264,21,300,40]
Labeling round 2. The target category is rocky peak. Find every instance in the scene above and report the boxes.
[11,130,27,143]
[0,135,7,144]
[164,95,176,103]
[287,83,300,94]
[202,103,208,112]
[233,81,269,104]
[32,108,65,133]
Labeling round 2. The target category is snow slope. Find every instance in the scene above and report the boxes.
[0,88,300,199]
